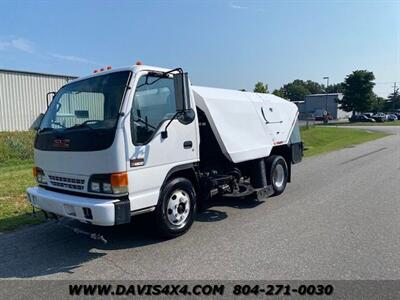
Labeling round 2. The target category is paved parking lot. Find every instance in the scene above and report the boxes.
[0,126,399,279]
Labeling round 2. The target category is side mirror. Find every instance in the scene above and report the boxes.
[161,72,193,139]
[46,92,56,108]
[173,72,189,111]
[178,108,195,125]
[31,113,44,131]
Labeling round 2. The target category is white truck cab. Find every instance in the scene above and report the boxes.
[27,64,302,237]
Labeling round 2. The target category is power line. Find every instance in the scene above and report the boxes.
[373,81,400,85]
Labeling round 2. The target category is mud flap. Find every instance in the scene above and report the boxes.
[291,142,303,164]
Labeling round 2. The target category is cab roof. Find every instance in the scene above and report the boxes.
[67,65,176,85]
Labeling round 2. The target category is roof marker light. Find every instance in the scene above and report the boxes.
[100,68,104,72]
[93,70,98,73]
[135,60,143,65]
[106,66,112,70]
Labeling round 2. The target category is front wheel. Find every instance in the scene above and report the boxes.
[155,177,197,238]
[265,155,288,196]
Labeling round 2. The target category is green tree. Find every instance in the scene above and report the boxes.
[371,96,386,113]
[254,82,269,93]
[284,81,310,102]
[272,88,286,98]
[273,79,324,102]
[339,70,375,114]
[326,82,345,93]
[387,88,400,110]
[304,80,324,94]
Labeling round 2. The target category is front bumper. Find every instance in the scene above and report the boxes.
[26,186,130,226]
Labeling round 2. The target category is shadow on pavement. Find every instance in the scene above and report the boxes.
[196,209,228,222]
[0,214,161,278]
[196,195,264,222]
[0,195,263,278]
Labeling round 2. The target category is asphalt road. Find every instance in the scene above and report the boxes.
[0,126,399,280]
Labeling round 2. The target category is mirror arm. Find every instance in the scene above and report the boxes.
[161,111,182,139]
[164,68,183,76]
[46,92,56,108]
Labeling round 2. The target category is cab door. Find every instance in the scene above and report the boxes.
[124,72,199,211]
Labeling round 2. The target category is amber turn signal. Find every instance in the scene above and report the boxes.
[32,166,38,177]
[111,172,128,187]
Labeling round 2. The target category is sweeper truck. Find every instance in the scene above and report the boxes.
[27,64,303,237]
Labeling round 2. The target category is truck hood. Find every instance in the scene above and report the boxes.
[34,129,127,176]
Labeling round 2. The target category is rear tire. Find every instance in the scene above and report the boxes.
[155,177,197,238]
[265,155,288,196]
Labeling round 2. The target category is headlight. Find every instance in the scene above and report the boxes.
[33,167,47,184]
[90,182,101,193]
[88,172,128,195]
[102,183,112,193]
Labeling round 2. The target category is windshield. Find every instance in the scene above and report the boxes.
[40,71,131,131]
[35,71,131,152]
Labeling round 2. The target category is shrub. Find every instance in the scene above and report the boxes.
[0,131,35,167]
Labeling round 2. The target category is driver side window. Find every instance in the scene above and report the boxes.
[131,75,177,145]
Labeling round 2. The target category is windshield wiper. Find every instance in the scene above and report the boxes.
[65,123,95,131]
[132,116,156,129]
[65,120,102,131]
[38,127,54,133]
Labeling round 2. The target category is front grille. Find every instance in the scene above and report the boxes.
[48,175,85,191]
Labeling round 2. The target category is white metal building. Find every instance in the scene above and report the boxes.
[0,69,77,131]
[297,93,351,120]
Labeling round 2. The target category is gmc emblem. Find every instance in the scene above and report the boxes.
[53,138,70,148]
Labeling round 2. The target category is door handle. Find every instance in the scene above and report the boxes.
[183,141,193,149]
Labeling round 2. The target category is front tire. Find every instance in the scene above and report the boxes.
[265,155,288,196]
[155,177,197,238]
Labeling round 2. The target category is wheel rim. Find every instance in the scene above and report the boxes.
[166,189,191,226]
[272,163,285,189]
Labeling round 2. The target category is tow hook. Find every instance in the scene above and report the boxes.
[41,210,108,244]
[64,224,108,244]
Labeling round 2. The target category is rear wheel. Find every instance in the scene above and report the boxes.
[155,177,196,238]
[265,155,288,196]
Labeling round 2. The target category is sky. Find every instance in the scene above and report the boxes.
[0,0,399,97]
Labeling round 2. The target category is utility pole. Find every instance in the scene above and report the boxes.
[305,99,309,129]
[393,82,398,111]
[323,76,329,124]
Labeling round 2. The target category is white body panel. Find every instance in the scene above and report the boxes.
[125,125,198,211]
[193,86,298,163]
